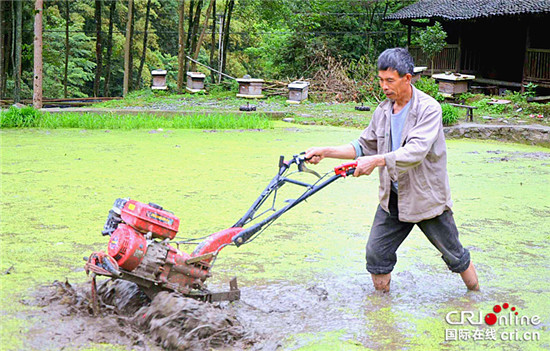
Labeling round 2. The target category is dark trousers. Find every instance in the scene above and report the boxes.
[366,190,470,275]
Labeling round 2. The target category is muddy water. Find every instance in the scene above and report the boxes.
[2,127,549,350]
[23,279,257,351]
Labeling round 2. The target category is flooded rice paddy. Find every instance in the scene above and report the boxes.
[1,123,549,350]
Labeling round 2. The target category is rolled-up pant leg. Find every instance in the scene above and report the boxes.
[417,210,471,273]
[366,191,414,275]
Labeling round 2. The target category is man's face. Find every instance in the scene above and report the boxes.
[378,69,412,101]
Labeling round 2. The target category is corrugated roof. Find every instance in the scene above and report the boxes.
[385,0,550,21]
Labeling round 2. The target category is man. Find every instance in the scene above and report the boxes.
[305,48,479,293]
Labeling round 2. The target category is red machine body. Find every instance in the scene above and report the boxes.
[108,224,147,271]
[95,198,221,297]
[120,199,180,240]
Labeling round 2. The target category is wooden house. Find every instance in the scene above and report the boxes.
[385,0,550,90]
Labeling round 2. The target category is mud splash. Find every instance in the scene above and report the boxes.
[23,279,256,350]
[135,291,253,350]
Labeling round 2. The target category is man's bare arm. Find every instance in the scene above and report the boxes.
[305,144,356,164]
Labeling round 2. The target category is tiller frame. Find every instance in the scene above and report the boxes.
[85,153,357,309]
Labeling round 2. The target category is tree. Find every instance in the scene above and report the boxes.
[209,0,216,82]
[220,0,234,75]
[136,0,153,89]
[177,0,186,92]
[191,0,215,71]
[103,0,116,97]
[63,0,70,98]
[33,0,44,109]
[93,0,102,97]
[418,21,447,75]
[14,0,22,102]
[0,0,4,99]
[123,0,134,96]
[42,1,96,98]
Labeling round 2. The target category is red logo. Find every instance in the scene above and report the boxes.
[485,303,518,325]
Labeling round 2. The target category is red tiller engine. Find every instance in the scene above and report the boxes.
[87,198,238,302]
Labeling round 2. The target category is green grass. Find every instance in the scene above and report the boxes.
[1,107,273,130]
[441,103,460,126]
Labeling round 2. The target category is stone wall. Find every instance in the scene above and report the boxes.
[444,123,550,147]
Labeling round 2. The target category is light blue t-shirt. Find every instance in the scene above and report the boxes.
[349,99,412,192]
[390,100,411,192]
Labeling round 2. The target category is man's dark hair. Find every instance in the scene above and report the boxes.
[377,48,414,76]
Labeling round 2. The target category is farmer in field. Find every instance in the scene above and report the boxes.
[305,47,479,293]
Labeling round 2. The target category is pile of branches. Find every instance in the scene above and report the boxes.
[310,55,360,102]
[262,78,297,97]
[261,51,383,103]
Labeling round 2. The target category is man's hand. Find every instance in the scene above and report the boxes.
[353,155,386,177]
[305,147,326,165]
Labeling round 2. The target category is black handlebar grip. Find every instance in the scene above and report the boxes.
[346,168,356,176]
[232,223,263,247]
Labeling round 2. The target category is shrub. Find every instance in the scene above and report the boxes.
[522,102,550,116]
[441,104,459,126]
[414,77,444,102]
[0,106,43,128]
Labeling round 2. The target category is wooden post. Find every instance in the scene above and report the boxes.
[456,27,462,73]
[123,0,134,97]
[33,0,44,109]
[521,23,531,92]
[407,24,411,48]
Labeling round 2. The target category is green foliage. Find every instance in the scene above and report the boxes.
[522,82,538,98]
[470,98,509,114]
[522,102,550,116]
[418,22,447,60]
[1,107,273,130]
[413,77,444,102]
[0,106,43,128]
[441,104,459,126]
[237,0,411,79]
[457,92,477,102]
[348,55,385,103]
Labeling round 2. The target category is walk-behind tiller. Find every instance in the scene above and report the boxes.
[85,154,357,310]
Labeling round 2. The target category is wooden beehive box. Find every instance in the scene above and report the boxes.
[412,66,427,84]
[287,81,310,104]
[432,72,475,96]
[186,72,206,93]
[236,77,264,98]
[151,69,168,90]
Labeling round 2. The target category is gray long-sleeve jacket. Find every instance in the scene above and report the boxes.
[354,85,452,222]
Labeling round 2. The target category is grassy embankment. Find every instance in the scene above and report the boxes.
[89,84,550,127]
[0,105,273,130]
